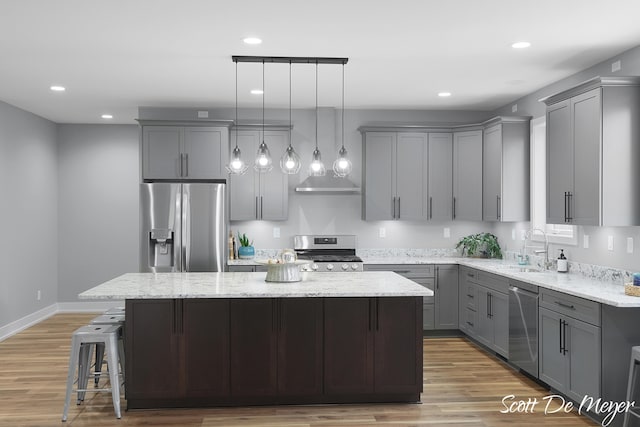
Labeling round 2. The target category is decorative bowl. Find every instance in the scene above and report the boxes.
[255,259,311,282]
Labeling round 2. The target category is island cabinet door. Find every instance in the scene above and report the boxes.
[324,298,374,394]
[182,299,230,397]
[125,299,181,399]
[277,298,323,397]
[373,297,422,394]
[229,299,278,397]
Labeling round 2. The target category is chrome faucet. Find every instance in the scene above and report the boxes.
[523,228,551,270]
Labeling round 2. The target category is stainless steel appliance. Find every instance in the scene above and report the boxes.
[140,182,226,272]
[509,281,539,377]
[294,235,363,272]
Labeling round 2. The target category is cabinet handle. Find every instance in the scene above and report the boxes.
[397,197,401,219]
[178,154,183,177]
[467,294,474,298]
[452,197,456,219]
[393,270,411,274]
[567,192,573,222]
[467,273,475,278]
[430,196,434,219]
[392,197,396,219]
[255,196,259,220]
[564,192,568,223]
[184,153,189,177]
[559,318,563,353]
[496,196,501,220]
[466,321,474,327]
[435,266,439,290]
[260,196,263,220]
[562,320,568,355]
[554,301,576,310]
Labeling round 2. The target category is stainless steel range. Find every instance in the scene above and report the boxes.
[294,235,363,272]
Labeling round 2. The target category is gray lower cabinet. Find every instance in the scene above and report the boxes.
[542,77,640,226]
[458,267,508,357]
[481,117,530,222]
[229,130,288,221]
[453,130,482,221]
[538,289,601,403]
[142,125,229,180]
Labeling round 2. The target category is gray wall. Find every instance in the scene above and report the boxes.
[57,124,139,302]
[0,100,58,326]
[491,44,640,272]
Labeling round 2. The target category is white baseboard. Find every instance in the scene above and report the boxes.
[0,300,125,342]
[0,304,58,342]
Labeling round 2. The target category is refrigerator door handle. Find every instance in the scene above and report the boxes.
[184,153,189,177]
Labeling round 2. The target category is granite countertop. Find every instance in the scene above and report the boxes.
[229,256,639,307]
[78,271,433,300]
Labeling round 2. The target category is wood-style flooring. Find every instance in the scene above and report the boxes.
[0,313,597,427]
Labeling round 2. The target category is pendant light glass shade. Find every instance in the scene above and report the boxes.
[280,145,301,174]
[254,61,273,173]
[227,145,248,174]
[333,146,352,177]
[227,61,248,175]
[309,148,326,176]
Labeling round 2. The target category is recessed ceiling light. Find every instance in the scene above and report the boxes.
[438,92,452,97]
[512,41,531,49]
[243,37,262,45]
[50,85,66,92]
[250,89,264,95]
[101,114,113,119]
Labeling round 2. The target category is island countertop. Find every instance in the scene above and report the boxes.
[78,271,433,299]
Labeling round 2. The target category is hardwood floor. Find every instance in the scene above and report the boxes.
[0,314,597,427]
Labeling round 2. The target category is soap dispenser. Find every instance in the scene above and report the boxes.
[557,249,568,273]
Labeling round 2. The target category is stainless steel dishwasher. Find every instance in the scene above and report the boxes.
[508,280,539,378]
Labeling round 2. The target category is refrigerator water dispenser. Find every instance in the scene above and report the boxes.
[149,229,174,268]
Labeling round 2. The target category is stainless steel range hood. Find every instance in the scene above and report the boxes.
[295,107,360,193]
[295,175,361,193]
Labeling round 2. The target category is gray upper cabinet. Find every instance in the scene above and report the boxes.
[363,132,426,220]
[542,76,640,226]
[482,117,531,222]
[427,134,453,221]
[453,130,483,221]
[229,130,288,221]
[142,125,229,180]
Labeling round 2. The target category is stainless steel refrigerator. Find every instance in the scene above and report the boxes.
[140,182,226,272]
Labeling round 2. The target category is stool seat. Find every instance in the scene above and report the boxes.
[62,324,123,421]
[623,346,640,427]
[105,307,125,315]
[92,314,125,324]
[90,314,126,386]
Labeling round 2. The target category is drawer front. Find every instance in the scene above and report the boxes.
[460,267,478,283]
[461,283,477,310]
[540,288,601,326]
[463,307,477,333]
[364,264,435,278]
[475,270,509,293]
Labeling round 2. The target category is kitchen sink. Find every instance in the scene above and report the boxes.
[500,265,544,273]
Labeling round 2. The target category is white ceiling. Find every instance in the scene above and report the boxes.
[1,0,640,124]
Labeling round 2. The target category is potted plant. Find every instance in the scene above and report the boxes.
[456,232,502,258]
[237,232,255,259]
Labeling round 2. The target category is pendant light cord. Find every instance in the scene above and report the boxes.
[235,61,238,149]
[315,61,318,150]
[262,60,265,142]
[289,61,292,148]
[341,63,345,150]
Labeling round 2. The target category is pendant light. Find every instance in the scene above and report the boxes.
[280,61,301,174]
[226,61,248,175]
[254,60,273,172]
[309,61,326,177]
[333,63,352,177]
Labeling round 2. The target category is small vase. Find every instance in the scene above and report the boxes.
[238,245,255,259]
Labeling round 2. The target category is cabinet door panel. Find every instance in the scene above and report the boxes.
[183,299,229,397]
[453,131,483,221]
[142,126,182,179]
[183,127,226,179]
[423,303,435,330]
[482,125,502,221]
[435,265,458,329]
[364,133,395,220]
[230,299,278,397]
[374,297,422,394]
[539,307,566,391]
[259,131,289,220]
[396,133,427,220]
[278,298,323,396]
[546,100,572,224]
[491,291,509,358]
[428,133,453,220]
[229,131,259,221]
[125,299,180,398]
[324,298,374,394]
[571,89,601,225]
[475,285,493,348]
[566,318,601,403]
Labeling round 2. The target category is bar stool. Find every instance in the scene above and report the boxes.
[623,346,640,427]
[62,324,123,421]
[104,306,125,315]
[91,314,125,386]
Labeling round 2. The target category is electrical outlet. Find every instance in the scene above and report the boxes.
[273,227,280,238]
[607,235,614,251]
[520,230,526,241]
[511,229,516,240]
[37,290,41,301]
[379,227,386,238]
[627,237,634,254]
[511,104,518,113]
[443,228,450,238]
[583,234,589,249]
[197,110,209,118]
[612,60,621,72]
